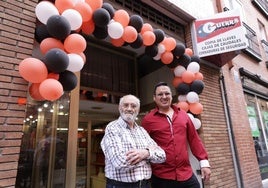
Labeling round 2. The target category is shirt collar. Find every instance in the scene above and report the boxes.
[118,116,138,129]
[152,104,179,116]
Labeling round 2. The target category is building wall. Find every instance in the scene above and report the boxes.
[219,0,268,187]
[184,14,239,187]
[0,0,36,187]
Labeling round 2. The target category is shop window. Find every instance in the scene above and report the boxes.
[245,93,268,180]
[16,93,70,188]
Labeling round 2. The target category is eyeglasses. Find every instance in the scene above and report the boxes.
[155,92,171,97]
[122,103,138,109]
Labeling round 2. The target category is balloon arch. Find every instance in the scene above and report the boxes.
[19,0,205,129]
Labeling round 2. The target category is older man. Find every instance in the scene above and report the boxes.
[101,94,166,188]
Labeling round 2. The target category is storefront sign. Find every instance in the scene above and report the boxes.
[193,9,248,57]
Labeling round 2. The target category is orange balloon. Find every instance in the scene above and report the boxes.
[39,79,63,101]
[64,33,87,53]
[185,48,193,56]
[189,102,203,115]
[142,31,156,46]
[40,38,64,54]
[122,26,138,43]
[110,37,125,47]
[172,76,183,87]
[195,72,204,80]
[19,58,48,83]
[29,83,45,101]
[85,0,103,11]
[162,37,176,51]
[176,101,189,112]
[81,19,95,35]
[161,51,173,64]
[47,72,59,80]
[113,9,129,27]
[140,23,153,34]
[182,70,195,84]
[74,2,93,22]
[55,0,74,14]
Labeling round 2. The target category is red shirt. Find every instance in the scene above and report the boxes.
[141,105,208,181]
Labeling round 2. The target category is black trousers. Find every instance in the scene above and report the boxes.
[106,178,150,188]
[151,174,200,188]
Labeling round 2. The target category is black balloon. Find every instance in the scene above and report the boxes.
[191,55,201,63]
[166,57,179,69]
[176,83,190,95]
[35,24,51,43]
[102,3,115,18]
[130,34,143,49]
[93,25,108,39]
[46,15,71,40]
[178,54,191,68]
[145,45,158,57]
[44,48,69,73]
[153,29,165,44]
[59,71,77,91]
[172,43,185,57]
[190,80,204,94]
[129,15,144,33]
[93,8,111,27]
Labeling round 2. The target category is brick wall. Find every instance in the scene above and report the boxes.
[222,64,263,188]
[219,0,268,187]
[199,65,239,188]
[0,0,37,187]
[185,23,238,187]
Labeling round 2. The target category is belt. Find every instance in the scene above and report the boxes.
[106,178,149,187]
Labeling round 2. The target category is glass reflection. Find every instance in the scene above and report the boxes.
[16,93,70,188]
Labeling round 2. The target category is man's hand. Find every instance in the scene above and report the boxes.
[201,167,211,182]
[126,149,149,165]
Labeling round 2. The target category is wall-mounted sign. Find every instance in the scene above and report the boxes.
[193,9,248,57]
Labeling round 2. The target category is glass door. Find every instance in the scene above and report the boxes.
[76,93,119,188]
[245,93,268,179]
[16,93,70,188]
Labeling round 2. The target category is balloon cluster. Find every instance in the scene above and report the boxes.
[168,48,205,129]
[19,0,206,123]
[19,0,92,101]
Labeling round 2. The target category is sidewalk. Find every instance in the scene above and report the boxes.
[263,179,268,188]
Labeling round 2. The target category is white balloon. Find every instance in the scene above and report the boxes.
[187,61,200,73]
[157,43,166,54]
[178,95,187,102]
[67,53,84,72]
[35,1,59,24]
[153,53,161,60]
[193,118,201,129]
[187,113,194,121]
[108,22,124,39]
[186,91,199,103]
[174,65,186,77]
[62,9,82,30]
